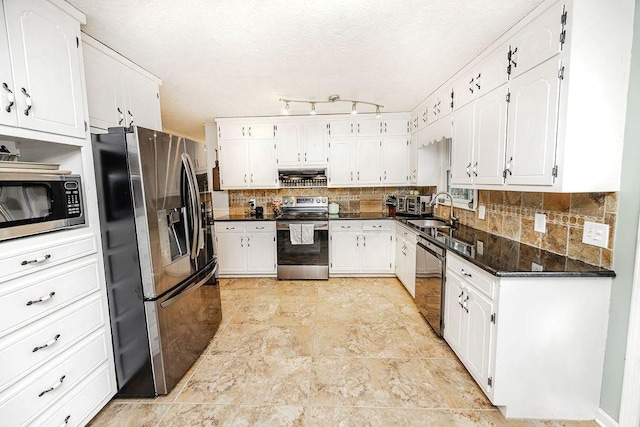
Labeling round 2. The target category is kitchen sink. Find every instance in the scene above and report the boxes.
[407,218,450,229]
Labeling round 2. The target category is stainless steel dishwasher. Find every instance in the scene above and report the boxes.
[415,234,446,337]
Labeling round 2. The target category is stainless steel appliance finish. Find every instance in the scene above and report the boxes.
[92,127,221,397]
[277,196,329,280]
[415,234,446,337]
[278,169,327,187]
[398,195,433,216]
[0,173,85,241]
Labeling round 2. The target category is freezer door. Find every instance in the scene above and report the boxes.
[146,261,221,394]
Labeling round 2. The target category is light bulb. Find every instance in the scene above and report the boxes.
[310,102,316,115]
[351,102,357,115]
[375,105,382,118]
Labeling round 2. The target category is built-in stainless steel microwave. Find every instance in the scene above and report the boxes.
[0,173,85,241]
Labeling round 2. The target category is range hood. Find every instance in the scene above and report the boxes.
[278,169,327,187]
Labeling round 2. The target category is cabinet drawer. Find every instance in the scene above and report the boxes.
[447,254,495,299]
[396,224,418,245]
[330,221,362,232]
[362,220,393,231]
[214,222,246,233]
[0,294,106,392]
[0,331,110,427]
[32,363,115,427]
[246,222,275,233]
[0,259,102,337]
[0,234,96,284]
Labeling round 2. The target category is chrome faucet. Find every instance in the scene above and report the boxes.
[430,191,458,226]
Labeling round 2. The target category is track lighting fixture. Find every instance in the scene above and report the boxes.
[278,94,383,116]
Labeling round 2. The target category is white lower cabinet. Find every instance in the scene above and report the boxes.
[329,221,394,276]
[443,252,613,420]
[394,223,417,297]
[214,222,276,276]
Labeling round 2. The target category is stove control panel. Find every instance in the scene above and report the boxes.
[282,196,328,210]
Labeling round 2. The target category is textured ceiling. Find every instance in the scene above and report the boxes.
[66,0,543,140]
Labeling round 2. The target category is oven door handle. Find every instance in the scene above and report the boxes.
[276,222,328,231]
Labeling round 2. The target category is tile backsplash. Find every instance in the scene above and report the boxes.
[435,190,616,269]
[227,186,436,217]
[227,187,616,269]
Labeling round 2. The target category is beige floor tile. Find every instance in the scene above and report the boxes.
[87,401,170,426]
[309,357,447,408]
[241,357,312,405]
[231,405,306,426]
[423,358,494,409]
[305,406,422,427]
[313,324,420,357]
[176,355,257,404]
[157,403,236,426]
[209,324,313,357]
[231,301,316,325]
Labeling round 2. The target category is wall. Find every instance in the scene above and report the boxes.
[598,0,640,420]
[437,190,616,268]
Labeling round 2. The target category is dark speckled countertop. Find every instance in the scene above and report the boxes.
[398,219,615,278]
[214,214,277,221]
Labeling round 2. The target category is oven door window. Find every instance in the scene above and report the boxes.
[0,184,52,226]
[277,228,328,266]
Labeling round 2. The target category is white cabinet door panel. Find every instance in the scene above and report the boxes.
[328,139,355,186]
[0,12,16,128]
[246,234,275,273]
[409,132,418,184]
[361,233,392,273]
[248,140,277,187]
[247,122,274,139]
[82,43,124,131]
[218,141,249,188]
[451,102,475,185]
[452,71,476,111]
[217,122,246,140]
[474,85,508,185]
[124,68,161,131]
[276,122,301,167]
[477,45,509,96]
[216,233,246,274]
[303,121,328,165]
[444,272,465,354]
[4,0,85,137]
[509,3,564,78]
[464,286,494,391]
[356,118,382,137]
[383,118,409,136]
[328,119,353,137]
[330,233,359,272]
[356,138,381,185]
[381,137,409,185]
[506,58,560,186]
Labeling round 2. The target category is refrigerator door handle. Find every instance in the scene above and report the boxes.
[160,263,217,308]
[184,153,203,254]
[181,153,200,259]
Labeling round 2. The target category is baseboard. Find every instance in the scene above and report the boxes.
[595,408,618,427]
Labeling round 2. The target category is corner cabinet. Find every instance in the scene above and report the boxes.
[0,0,87,140]
[329,220,395,276]
[443,252,612,420]
[83,35,162,132]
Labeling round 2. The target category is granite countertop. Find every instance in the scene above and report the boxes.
[214,214,277,221]
[399,220,615,278]
[328,213,395,220]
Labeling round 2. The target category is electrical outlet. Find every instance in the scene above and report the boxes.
[478,205,486,220]
[534,213,547,233]
[477,240,484,256]
[583,221,610,248]
[531,262,543,272]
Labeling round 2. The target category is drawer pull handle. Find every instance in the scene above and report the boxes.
[26,292,55,306]
[463,295,470,313]
[60,415,71,426]
[21,254,51,266]
[256,226,264,230]
[226,227,235,230]
[341,225,350,229]
[33,334,61,352]
[461,269,473,278]
[38,375,66,397]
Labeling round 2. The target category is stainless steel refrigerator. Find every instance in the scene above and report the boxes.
[92,126,221,397]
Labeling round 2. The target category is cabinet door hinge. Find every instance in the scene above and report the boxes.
[380,140,382,147]
[552,165,558,178]
[76,36,79,48]
[330,262,332,267]
[390,235,393,241]
[506,92,511,103]
[491,313,496,324]
[558,66,565,80]
[406,140,409,146]
[488,377,493,387]
[450,89,454,109]
[560,7,568,48]
[273,237,276,242]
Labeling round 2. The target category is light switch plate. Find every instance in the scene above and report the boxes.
[583,221,610,248]
[534,213,547,233]
[531,262,543,272]
[477,240,484,256]
[478,205,486,220]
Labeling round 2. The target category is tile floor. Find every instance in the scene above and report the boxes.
[89,278,597,426]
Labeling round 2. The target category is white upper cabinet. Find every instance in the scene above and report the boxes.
[418,102,429,130]
[383,117,410,136]
[248,140,278,187]
[474,85,508,185]
[505,58,560,186]
[453,45,509,111]
[508,2,564,79]
[355,118,382,137]
[382,137,409,185]
[218,139,249,188]
[83,36,162,132]
[275,120,327,167]
[275,121,301,167]
[328,138,355,186]
[0,11,16,128]
[2,0,86,138]
[410,109,419,134]
[355,138,381,184]
[218,121,275,140]
[450,102,476,185]
[327,119,354,137]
